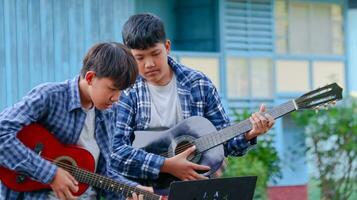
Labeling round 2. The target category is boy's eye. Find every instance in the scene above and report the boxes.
[152,51,160,56]
[135,57,143,61]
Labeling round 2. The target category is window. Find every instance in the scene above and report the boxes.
[312,61,345,89]
[275,0,344,55]
[251,59,273,98]
[276,60,310,93]
[223,0,274,53]
[275,0,288,54]
[179,56,220,89]
[227,57,273,98]
[227,57,249,98]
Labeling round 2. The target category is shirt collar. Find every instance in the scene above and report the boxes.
[167,56,191,88]
[68,75,83,112]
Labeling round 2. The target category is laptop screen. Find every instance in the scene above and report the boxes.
[168,176,257,200]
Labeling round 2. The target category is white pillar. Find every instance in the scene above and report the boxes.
[348,9,357,95]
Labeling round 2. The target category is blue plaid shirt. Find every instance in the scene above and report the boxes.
[110,56,256,181]
[0,76,134,200]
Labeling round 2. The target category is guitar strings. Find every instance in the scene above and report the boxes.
[33,155,160,199]
[157,125,247,158]
[157,105,286,158]
[169,100,326,158]
[53,161,153,197]
[158,136,221,158]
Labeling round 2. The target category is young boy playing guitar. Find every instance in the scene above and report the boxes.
[0,42,141,200]
[110,13,275,197]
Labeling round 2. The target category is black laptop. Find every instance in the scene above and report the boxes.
[168,176,257,200]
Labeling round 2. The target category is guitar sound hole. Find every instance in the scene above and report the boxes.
[58,160,74,167]
[53,156,77,172]
[175,141,194,156]
[172,135,201,163]
[174,141,205,172]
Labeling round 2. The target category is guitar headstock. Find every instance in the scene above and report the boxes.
[295,83,343,110]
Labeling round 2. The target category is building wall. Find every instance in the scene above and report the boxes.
[0,0,134,110]
[0,1,352,199]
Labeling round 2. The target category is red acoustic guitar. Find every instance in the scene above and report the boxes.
[0,124,162,200]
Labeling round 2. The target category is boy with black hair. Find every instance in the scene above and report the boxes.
[0,42,138,200]
[111,13,275,193]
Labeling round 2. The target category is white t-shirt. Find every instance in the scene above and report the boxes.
[48,107,99,200]
[147,75,183,128]
[77,107,100,170]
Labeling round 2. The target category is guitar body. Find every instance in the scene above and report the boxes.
[0,124,95,196]
[133,116,225,191]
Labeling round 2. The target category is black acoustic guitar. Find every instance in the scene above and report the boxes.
[132,83,343,193]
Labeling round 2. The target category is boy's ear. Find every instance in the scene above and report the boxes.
[85,71,96,85]
[165,40,171,54]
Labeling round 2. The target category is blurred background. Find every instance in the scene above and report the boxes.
[0,0,356,199]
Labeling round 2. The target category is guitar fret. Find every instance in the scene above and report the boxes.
[105,177,110,191]
[78,168,85,183]
[124,183,131,198]
[114,183,119,193]
[87,175,92,186]
[117,181,122,194]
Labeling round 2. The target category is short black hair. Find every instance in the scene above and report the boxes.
[122,13,166,50]
[81,42,138,90]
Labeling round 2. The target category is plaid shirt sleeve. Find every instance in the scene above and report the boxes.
[201,78,256,157]
[110,91,165,180]
[0,86,57,184]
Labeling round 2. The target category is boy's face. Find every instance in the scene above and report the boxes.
[86,72,120,110]
[131,41,172,86]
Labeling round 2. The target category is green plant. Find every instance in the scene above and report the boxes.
[292,97,357,200]
[223,109,281,200]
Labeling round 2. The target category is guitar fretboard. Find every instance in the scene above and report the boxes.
[57,163,161,200]
[195,100,296,153]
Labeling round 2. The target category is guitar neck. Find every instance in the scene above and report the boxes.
[195,100,297,153]
[67,166,161,200]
